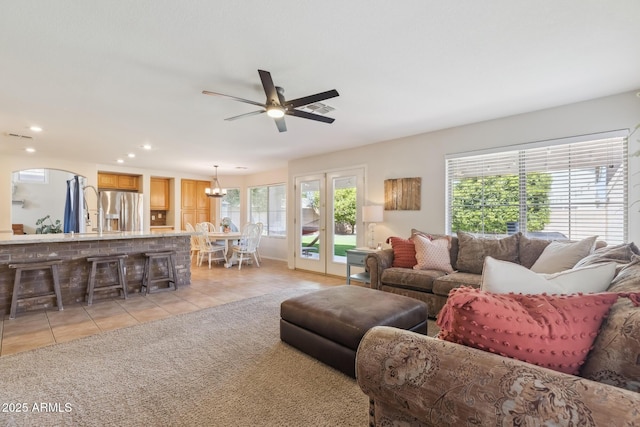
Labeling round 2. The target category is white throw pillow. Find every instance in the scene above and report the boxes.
[530,236,598,274]
[413,234,454,273]
[480,256,616,294]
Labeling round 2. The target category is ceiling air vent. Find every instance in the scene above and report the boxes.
[296,102,336,115]
[5,132,33,139]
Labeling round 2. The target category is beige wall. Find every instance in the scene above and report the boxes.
[3,90,639,268]
[288,90,640,268]
[210,168,289,261]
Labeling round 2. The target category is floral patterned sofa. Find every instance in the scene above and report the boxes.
[356,245,640,426]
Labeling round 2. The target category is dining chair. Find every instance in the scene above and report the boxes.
[185,222,199,262]
[255,222,264,262]
[194,223,226,268]
[230,223,261,270]
[201,222,217,232]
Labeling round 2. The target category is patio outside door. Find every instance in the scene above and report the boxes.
[294,168,364,276]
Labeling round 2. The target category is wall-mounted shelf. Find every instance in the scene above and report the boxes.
[12,200,25,208]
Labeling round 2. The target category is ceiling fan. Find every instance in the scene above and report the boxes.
[202,69,339,133]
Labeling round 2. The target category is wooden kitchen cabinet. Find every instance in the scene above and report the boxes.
[98,173,140,191]
[181,180,197,210]
[181,179,210,230]
[196,181,210,210]
[117,175,138,190]
[150,178,170,210]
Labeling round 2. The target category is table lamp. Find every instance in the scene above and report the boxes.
[362,205,383,249]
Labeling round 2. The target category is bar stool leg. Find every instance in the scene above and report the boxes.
[169,253,178,290]
[142,256,150,295]
[10,268,22,320]
[51,263,64,312]
[118,258,129,299]
[87,260,98,306]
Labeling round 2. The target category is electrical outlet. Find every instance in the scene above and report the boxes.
[159,213,163,218]
[152,215,156,220]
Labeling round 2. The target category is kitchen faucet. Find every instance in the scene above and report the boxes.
[82,185,103,234]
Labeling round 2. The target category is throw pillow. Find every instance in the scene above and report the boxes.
[573,242,640,270]
[608,254,640,293]
[412,229,459,269]
[436,286,627,375]
[413,234,454,273]
[386,236,416,268]
[518,234,552,269]
[455,231,519,274]
[480,256,616,294]
[580,258,640,391]
[530,236,598,274]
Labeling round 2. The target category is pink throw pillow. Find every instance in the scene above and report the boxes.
[436,287,639,375]
[413,234,453,273]
[386,236,416,268]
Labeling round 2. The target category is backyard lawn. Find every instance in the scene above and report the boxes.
[302,234,357,256]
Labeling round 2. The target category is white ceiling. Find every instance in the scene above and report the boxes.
[1,1,640,177]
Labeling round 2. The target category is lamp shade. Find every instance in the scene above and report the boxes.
[362,205,383,223]
[205,165,227,198]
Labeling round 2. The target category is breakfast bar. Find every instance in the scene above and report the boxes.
[0,231,191,317]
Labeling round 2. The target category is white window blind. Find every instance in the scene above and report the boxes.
[446,131,628,244]
[249,184,286,236]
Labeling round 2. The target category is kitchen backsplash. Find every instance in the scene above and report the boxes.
[150,210,167,226]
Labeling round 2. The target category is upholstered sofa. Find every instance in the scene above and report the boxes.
[365,230,604,318]
[356,246,640,426]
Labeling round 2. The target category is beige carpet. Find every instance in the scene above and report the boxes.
[0,289,369,426]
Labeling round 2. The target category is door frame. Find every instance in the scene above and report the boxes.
[293,167,366,276]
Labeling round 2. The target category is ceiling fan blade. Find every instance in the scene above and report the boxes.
[225,110,266,121]
[274,117,287,132]
[258,70,281,106]
[202,90,266,108]
[287,109,335,124]
[285,89,339,109]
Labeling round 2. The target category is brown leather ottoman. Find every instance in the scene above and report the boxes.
[280,285,428,377]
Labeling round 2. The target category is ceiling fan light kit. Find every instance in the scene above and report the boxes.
[203,69,339,132]
[267,106,285,119]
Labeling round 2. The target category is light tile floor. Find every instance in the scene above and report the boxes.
[0,259,346,357]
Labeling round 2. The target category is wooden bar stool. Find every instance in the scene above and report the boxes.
[142,251,178,294]
[8,258,64,320]
[86,254,129,305]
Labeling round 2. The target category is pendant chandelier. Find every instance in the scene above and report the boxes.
[204,165,227,198]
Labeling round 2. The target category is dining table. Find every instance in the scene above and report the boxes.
[208,231,243,268]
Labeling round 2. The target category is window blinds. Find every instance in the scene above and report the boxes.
[446,131,628,243]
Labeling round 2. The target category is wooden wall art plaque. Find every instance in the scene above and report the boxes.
[384,177,421,210]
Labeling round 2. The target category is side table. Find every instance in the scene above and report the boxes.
[346,248,378,284]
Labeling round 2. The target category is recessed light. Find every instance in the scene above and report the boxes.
[29,126,42,132]
[128,153,135,158]
[117,159,124,163]
[141,144,152,150]
[25,147,36,153]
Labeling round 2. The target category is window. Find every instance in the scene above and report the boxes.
[249,184,286,236]
[220,188,241,230]
[446,131,628,244]
[15,168,48,184]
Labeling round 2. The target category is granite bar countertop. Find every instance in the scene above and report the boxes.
[0,230,191,246]
[0,231,192,315]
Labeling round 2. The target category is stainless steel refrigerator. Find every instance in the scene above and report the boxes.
[99,191,144,232]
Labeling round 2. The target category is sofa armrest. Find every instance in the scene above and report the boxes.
[356,326,640,426]
[365,249,394,290]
